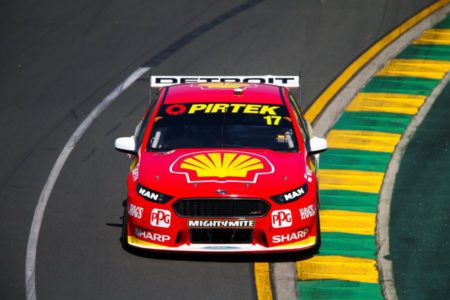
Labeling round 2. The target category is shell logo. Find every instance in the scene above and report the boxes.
[170,151,275,183]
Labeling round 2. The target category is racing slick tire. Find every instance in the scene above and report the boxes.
[310,210,321,254]
[121,201,130,250]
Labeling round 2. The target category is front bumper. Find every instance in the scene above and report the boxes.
[124,194,319,253]
[127,233,317,253]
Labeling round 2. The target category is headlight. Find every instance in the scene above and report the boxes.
[136,183,173,204]
[270,182,308,204]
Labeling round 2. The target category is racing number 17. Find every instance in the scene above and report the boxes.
[264,116,281,125]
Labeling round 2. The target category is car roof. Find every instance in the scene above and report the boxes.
[163,83,284,105]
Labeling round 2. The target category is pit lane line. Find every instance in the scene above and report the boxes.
[25,67,150,300]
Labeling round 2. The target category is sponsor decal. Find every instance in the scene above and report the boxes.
[188,219,255,228]
[186,103,280,115]
[202,246,240,250]
[131,163,139,181]
[299,204,316,220]
[305,166,313,176]
[282,184,308,202]
[137,183,163,202]
[150,209,171,228]
[197,82,251,89]
[271,209,292,228]
[170,150,274,183]
[276,134,287,143]
[127,203,143,219]
[134,227,170,243]
[151,76,300,88]
[165,104,186,115]
[131,169,139,181]
[272,229,308,244]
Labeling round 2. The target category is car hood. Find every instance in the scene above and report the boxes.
[137,148,310,198]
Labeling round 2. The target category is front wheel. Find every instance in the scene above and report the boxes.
[121,202,130,250]
[310,210,321,254]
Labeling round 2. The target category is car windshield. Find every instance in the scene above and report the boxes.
[147,102,299,151]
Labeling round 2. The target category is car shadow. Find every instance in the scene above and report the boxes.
[122,243,315,263]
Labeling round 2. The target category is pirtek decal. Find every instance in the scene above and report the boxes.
[187,103,279,115]
[170,150,274,183]
[188,220,255,228]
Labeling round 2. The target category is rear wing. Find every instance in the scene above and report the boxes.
[150,75,300,88]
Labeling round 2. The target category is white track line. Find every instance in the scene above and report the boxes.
[25,67,150,300]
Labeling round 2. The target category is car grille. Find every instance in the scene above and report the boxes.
[173,198,269,218]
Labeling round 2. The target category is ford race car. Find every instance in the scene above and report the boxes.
[114,75,327,253]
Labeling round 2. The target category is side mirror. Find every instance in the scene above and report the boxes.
[309,137,327,155]
[114,136,137,155]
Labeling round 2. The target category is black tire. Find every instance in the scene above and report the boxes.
[121,202,130,250]
[310,210,321,254]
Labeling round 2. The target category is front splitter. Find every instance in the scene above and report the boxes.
[127,235,316,253]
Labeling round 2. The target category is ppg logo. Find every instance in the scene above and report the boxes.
[150,209,171,228]
[271,209,292,228]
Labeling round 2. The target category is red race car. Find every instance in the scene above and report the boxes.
[115,76,327,253]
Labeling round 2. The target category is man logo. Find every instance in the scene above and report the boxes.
[170,151,274,183]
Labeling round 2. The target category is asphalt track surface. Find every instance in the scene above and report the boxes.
[0,0,436,299]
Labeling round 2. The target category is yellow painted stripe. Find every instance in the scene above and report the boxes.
[128,236,169,248]
[296,255,378,283]
[319,169,384,194]
[254,263,273,300]
[272,236,316,249]
[304,0,450,123]
[320,210,376,235]
[346,92,426,115]
[376,59,450,79]
[327,129,401,153]
[414,28,450,45]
